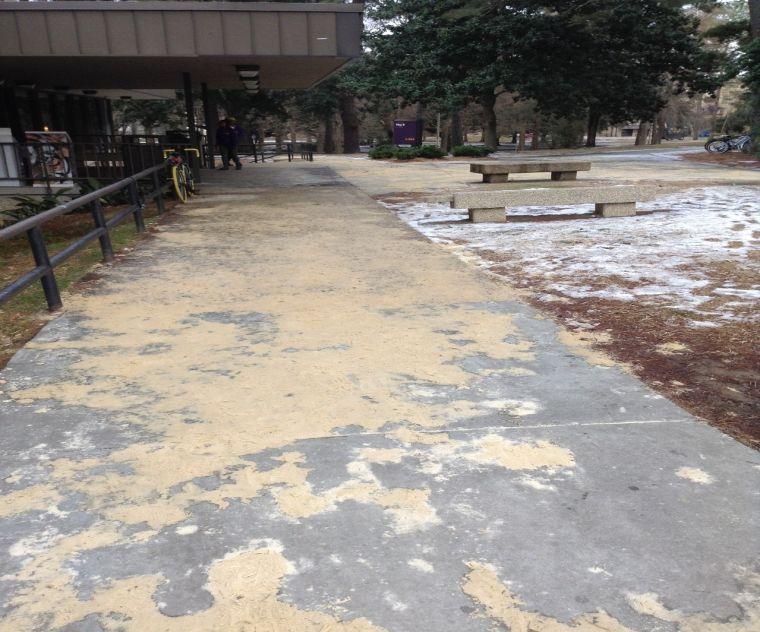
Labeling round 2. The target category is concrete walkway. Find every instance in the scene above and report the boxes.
[0,162,758,631]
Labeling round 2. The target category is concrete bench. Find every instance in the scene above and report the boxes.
[451,185,658,222]
[470,161,591,183]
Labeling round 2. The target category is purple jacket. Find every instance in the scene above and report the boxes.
[216,124,245,148]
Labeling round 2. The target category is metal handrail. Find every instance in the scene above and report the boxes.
[0,163,167,311]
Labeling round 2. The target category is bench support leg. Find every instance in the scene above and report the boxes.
[551,171,577,181]
[469,208,507,223]
[595,202,636,218]
[483,174,509,183]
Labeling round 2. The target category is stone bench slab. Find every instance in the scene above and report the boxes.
[471,161,591,182]
[451,185,659,222]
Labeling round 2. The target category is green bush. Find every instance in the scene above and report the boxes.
[368,145,396,159]
[369,144,448,160]
[417,145,446,159]
[393,147,419,160]
[451,145,494,157]
[8,189,72,222]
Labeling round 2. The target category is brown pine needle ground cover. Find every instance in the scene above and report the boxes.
[382,186,760,448]
[683,151,760,170]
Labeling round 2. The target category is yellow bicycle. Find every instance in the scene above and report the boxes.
[162,148,199,203]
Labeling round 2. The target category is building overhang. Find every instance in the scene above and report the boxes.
[0,1,364,91]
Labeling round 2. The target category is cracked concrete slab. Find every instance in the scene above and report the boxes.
[0,162,758,631]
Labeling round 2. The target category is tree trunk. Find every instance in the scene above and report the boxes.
[441,120,451,153]
[635,122,651,145]
[749,0,759,37]
[531,121,540,150]
[479,90,498,149]
[585,109,601,147]
[318,116,336,154]
[323,115,336,154]
[339,95,361,154]
[517,129,526,152]
[450,111,463,148]
[650,111,666,145]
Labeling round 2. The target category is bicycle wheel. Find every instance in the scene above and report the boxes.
[171,164,188,203]
[706,140,730,153]
[182,164,196,196]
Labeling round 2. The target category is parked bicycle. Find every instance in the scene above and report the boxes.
[162,148,199,202]
[704,134,754,154]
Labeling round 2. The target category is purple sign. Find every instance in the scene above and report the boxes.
[394,120,423,146]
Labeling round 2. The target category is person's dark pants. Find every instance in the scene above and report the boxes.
[220,145,241,169]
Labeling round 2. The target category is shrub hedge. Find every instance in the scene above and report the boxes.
[368,144,447,160]
[451,145,494,157]
[368,145,397,159]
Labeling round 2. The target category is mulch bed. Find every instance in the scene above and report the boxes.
[682,152,760,169]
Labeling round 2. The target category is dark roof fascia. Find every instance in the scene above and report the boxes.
[0,2,364,14]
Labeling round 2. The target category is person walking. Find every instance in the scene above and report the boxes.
[216,117,245,170]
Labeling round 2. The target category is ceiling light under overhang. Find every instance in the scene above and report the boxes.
[237,65,261,92]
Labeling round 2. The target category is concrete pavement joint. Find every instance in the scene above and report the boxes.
[319,418,694,442]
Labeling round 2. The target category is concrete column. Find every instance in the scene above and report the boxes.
[183,72,197,146]
[105,100,115,136]
[48,93,63,130]
[28,90,43,130]
[72,96,90,137]
[95,98,107,135]
[201,82,217,168]
[2,86,24,141]
[64,94,78,136]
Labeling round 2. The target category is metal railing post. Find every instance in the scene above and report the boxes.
[129,179,146,232]
[91,199,114,262]
[152,169,165,215]
[27,226,62,311]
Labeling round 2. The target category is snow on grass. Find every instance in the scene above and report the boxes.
[383,186,759,325]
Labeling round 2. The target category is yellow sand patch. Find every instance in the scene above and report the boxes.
[465,435,575,471]
[462,562,632,631]
[462,563,760,632]
[1,541,386,631]
[675,466,714,485]
[557,329,623,369]
[272,458,440,535]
